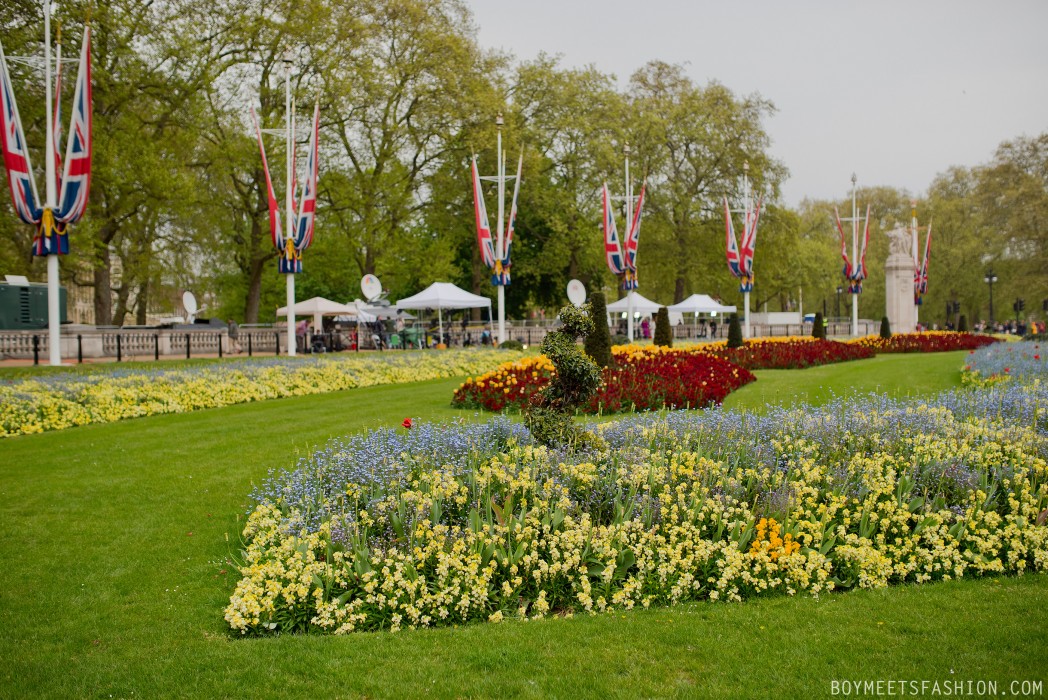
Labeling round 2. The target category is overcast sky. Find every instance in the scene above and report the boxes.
[466,0,1048,207]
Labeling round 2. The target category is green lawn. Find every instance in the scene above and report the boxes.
[1,351,1044,699]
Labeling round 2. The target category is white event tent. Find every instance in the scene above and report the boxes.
[395,282,492,340]
[605,291,665,322]
[277,296,357,332]
[668,294,737,335]
[668,294,737,316]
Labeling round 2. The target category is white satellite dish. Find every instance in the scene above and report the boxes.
[361,274,383,302]
[566,279,586,307]
[182,291,199,323]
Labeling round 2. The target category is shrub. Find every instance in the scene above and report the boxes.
[611,333,629,346]
[880,316,892,339]
[583,292,614,367]
[812,312,825,339]
[727,313,744,348]
[523,305,602,449]
[653,307,673,348]
[498,339,524,351]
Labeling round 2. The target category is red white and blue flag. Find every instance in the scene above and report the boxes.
[292,100,319,253]
[251,108,298,272]
[621,182,645,290]
[739,198,761,280]
[915,222,932,304]
[471,155,496,271]
[0,40,43,228]
[835,205,870,294]
[54,27,92,228]
[52,47,63,194]
[724,196,741,278]
[725,194,761,292]
[251,109,283,247]
[602,182,624,275]
[494,153,522,285]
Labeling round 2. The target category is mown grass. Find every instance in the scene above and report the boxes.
[0,352,1044,699]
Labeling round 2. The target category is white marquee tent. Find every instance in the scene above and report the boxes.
[277,296,357,332]
[395,282,492,340]
[667,294,736,316]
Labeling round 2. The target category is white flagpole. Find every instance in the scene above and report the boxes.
[43,0,61,365]
[495,114,505,345]
[624,143,634,343]
[284,56,296,357]
[850,173,859,337]
[911,201,919,332]
[742,161,751,339]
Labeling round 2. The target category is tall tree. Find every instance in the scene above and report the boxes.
[627,62,786,304]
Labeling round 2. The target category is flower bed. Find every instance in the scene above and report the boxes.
[849,331,998,354]
[227,378,1048,635]
[452,347,755,414]
[962,340,1045,386]
[696,337,875,369]
[0,350,508,437]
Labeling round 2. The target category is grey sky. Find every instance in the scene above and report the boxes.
[466,0,1048,207]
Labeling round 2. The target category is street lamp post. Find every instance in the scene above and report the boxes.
[984,270,997,325]
[835,286,842,319]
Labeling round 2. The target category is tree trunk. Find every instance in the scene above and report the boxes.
[244,257,265,324]
[135,279,148,325]
[93,247,112,326]
[111,283,132,326]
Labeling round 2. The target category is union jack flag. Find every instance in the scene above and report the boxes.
[834,205,870,293]
[52,49,62,193]
[292,101,319,253]
[725,195,761,292]
[492,153,522,286]
[54,27,92,227]
[724,196,741,278]
[0,40,43,227]
[603,182,624,275]
[914,222,932,304]
[471,155,496,271]
[623,182,645,274]
[251,108,286,256]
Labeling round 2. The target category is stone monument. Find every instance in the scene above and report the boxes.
[884,226,916,332]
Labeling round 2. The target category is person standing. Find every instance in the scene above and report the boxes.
[227,319,241,354]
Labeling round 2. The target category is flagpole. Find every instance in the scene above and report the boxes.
[850,173,859,337]
[284,55,296,357]
[43,0,61,365]
[742,161,751,339]
[495,113,505,345]
[624,143,634,343]
[911,200,919,332]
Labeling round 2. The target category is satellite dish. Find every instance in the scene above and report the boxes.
[361,274,382,302]
[566,279,586,307]
[182,291,199,322]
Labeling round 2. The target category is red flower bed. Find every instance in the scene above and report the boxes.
[851,332,999,354]
[588,351,755,412]
[452,351,755,414]
[700,339,874,369]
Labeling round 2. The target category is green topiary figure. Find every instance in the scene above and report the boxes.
[524,304,603,450]
[812,312,825,339]
[958,314,968,332]
[880,316,892,339]
[583,291,614,368]
[653,306,673,347]
[726,313,744,348]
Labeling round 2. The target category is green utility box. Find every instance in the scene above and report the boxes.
[0,282,68,329]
